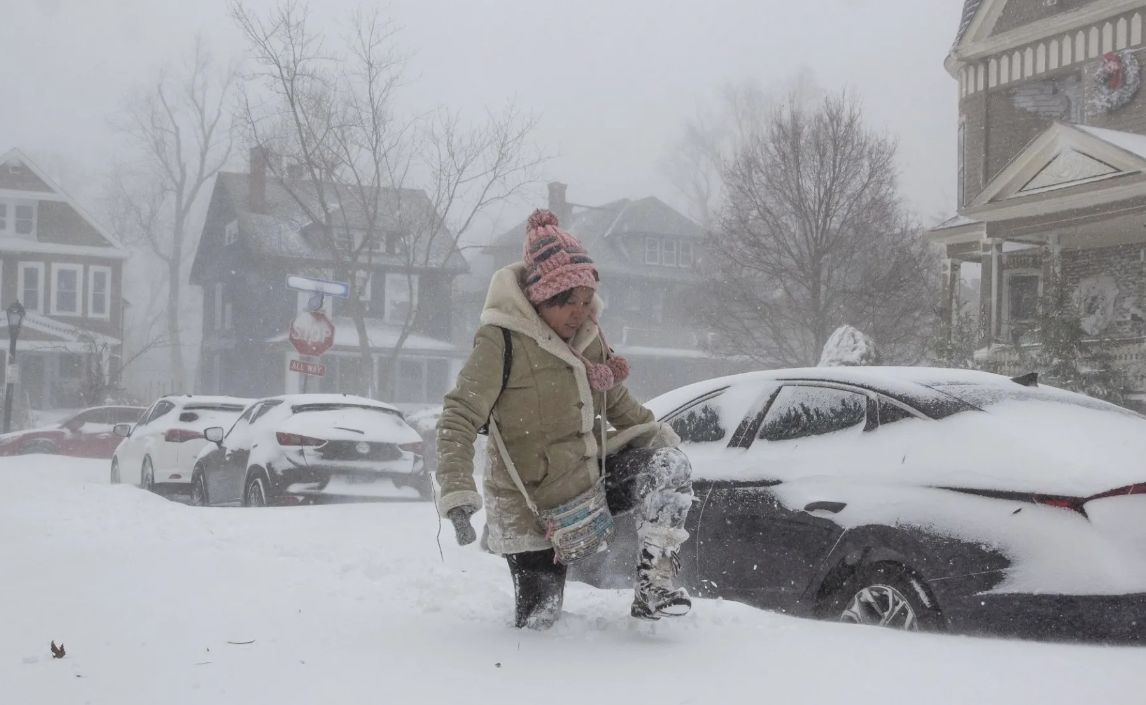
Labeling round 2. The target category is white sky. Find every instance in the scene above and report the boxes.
[2,0,964,238]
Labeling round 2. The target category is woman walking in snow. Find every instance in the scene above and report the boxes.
[435,208,694,629]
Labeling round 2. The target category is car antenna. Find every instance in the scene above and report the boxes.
[1010,372,1038,387]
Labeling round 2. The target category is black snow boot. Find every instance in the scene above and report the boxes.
[507,549,567,629]
[631,526,691,620]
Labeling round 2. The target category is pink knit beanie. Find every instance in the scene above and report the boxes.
[522,209,599,305]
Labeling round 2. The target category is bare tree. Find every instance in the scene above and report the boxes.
[700,90,938,367]
[113,39,234,390]
[232,1,542,397]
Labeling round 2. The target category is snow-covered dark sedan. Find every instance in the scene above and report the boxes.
[191,394,428,506]
[577,367,1146,643]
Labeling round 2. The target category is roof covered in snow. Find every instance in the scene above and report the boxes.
[266,318,458,354]
[213,172,467,272]
[489,196,703,280]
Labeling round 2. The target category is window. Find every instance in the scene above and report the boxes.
[356,271,373,303]
[385,273,418,323]
[14,203,34,236]
[19,263,43,312]
[142,400,176,426]
[662,239,678,266]
[214,283,224,330]
[644,237,660,265]
[877,397,917,426]
[1007,274,1040,322]
[50,263,82,315]
[88,266,111,319]
[0,200,35,238]
[396,358,426,402]
[759,386,868,442]
[224,220,238,246]
[669,397,728,443]
[679,241,694,268]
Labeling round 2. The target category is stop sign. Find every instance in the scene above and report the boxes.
[288,311,336,357]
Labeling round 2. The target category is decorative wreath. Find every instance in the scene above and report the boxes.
[1090,49,1141,114]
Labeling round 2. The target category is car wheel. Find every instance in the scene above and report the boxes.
[189,471,208,507]
[243,473,269,508]
[110,458,121,484]
[832,563,943,632]
[20,439,57,455]
[141,457,156,492]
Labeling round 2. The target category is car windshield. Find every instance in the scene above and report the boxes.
[927,382,1142,418]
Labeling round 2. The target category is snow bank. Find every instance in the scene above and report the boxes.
[818,325,880,366]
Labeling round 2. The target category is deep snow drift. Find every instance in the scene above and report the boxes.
[3,456,1145,704]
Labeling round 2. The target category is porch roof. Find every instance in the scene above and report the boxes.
[926,122,1146,259]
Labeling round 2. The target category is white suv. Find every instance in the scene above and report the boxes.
[110,395,251,492]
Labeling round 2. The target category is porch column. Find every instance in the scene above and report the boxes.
[979,240,1002,347]
[942,258,962,326]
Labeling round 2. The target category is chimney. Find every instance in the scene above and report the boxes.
[249,145,269,214]
[547,181,570,223]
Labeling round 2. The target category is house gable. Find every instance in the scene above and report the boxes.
[991,0,1103,39]
[0,149,125,252]
[972,122,1146,207]
[952,0,1143,60]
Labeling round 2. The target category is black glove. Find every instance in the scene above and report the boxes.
[447,506,477,546]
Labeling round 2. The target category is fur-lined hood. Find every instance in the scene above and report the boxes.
[479,263,602,357]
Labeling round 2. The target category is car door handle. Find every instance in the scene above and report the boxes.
[804,501,846,514]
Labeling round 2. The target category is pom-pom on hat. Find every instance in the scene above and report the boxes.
[522,209,599,305]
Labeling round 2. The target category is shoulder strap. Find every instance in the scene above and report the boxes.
[477,327,513,436]
[499,326,512,394]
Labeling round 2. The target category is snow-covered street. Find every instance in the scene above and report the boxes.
[3,455,1145,705]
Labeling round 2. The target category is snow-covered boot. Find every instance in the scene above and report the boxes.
[631,525,691,620]
[507,549,567,629]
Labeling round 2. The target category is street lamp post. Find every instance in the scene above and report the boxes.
[4,301,25,433]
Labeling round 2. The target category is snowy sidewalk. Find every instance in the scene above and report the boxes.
[3,456,1144,705]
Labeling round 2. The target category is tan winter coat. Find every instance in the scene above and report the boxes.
[436,264,676,554]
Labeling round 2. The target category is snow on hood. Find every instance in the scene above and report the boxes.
[818,325,880,366]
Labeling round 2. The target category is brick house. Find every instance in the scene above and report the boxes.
[0,149,127,409]
[471,183,747,400]
[928,0,1146,404]
[190,149,468,404]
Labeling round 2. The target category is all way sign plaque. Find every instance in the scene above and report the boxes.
[289,359,327,377]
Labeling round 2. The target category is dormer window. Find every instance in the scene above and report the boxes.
[0,200,36,239]
[644,236,695,268]
[644,237,661,265]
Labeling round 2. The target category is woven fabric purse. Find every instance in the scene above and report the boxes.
[537,480,615,564]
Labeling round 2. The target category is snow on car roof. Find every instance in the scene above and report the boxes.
[648,366,1053,413]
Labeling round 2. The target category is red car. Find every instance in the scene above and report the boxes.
[0,406,145,458]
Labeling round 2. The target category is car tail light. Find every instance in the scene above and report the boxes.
[276,432,325,447]
[399,441,424,455]
[1033,494,1087,516]
[164,429,203,443]
[1088,483,1146,501]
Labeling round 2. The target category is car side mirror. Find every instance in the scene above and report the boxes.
[62,419,84,433]
[204,426,225,445]
[113,423,133,438]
